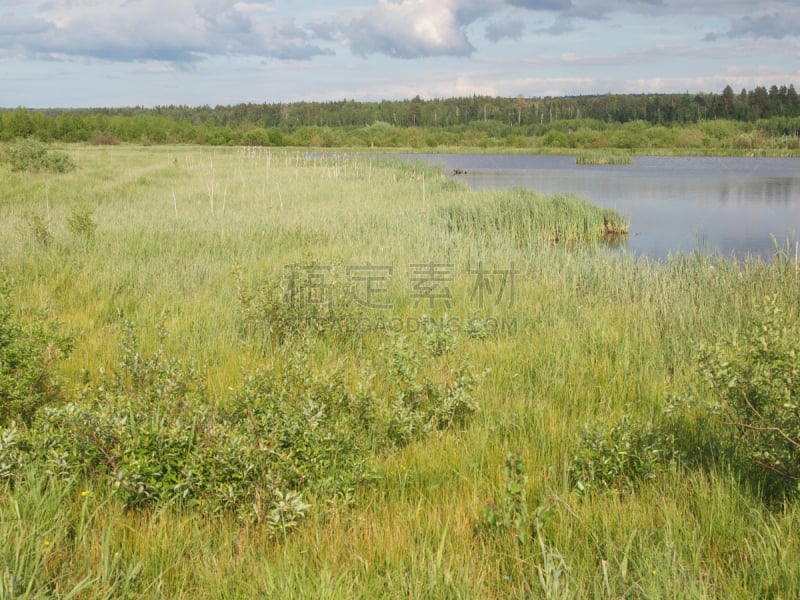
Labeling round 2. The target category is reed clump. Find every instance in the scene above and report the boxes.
[440,188,629,244]
[575,153,634,165]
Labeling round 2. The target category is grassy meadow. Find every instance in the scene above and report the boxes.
[1,144,799,598]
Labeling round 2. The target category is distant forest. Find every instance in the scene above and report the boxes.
[2,84,799,150]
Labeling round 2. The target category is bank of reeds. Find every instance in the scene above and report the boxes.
[440,188,629,244]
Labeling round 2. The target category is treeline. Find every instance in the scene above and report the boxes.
[151,84,800,127]
[1,84,799,150]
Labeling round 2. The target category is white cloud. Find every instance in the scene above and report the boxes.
[2,0,799,107]
[0,0,332,63]
[4,0,800,68]
[340,0,476,58]
[145,61,178,74]
[324,0,580,59]
[485,19,525,42]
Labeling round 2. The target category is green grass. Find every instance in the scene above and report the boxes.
[1,144,799,598]
[440,187,629,243]
[575,153,635,165]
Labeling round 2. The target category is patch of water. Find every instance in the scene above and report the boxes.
[407,153,800,260]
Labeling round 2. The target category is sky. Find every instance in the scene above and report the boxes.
[1,0,799,108]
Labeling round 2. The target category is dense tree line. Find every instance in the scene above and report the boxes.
[1,85,798,149]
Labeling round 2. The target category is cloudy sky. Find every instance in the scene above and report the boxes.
[1,0,798,108]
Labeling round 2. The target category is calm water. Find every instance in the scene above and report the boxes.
[406,154,800,260]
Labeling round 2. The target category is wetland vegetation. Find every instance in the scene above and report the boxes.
[3,84,800,155]
[575,154,635,166]
[0,142,799,597]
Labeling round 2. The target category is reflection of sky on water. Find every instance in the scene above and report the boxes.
[407,154,800,260]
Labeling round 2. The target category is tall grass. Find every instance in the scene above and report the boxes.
[440,188,629,245]
[575,153,634,165]
[1,144,798,597]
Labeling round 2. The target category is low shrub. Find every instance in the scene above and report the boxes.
[66,204,97,243]
[696,294,800,493]
[569,415,678,496]
[0,277,72,426]
[2,138,75,173]
[478,453,570,596]
[24,212,53,248]
[1,320,479,534]
[380,334,479,446]
[481,452,534,545]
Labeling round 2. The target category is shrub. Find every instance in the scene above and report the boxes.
[697,294,800,491]
[0,278,71,427]
[223,352,375,504]
[569,415,678,496]
[19,324,315,531]
[0,424,25,482]
[3,321,479,533]
[380,334,479,446]
[2,138,75,173]
[479,454,569,596]
[482,452,533,545]
[25,212,53,248]
[66,204,97,242]
[419,314,457,357]
[539,130,569,148]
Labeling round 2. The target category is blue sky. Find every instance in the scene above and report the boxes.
[1,0,798,108]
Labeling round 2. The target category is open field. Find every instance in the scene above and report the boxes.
[1,145,799,598]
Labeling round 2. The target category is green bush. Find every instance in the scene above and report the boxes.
[569,415,678,496]
[539,130,568,148]
[380,334,479,446]
[2,138,75,173]
[2,320,479,532]
[478,454,569,596]
[13,324,318,532]
[25,212,53,248]
[66,204,97,242]
[0,278,71,426]
[481,452,534,545]
[697,294,800,491]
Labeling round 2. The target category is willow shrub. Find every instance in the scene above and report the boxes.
[697,294,800,495]
[1,138,75,173]
[0,277,71,426]
[1,319,478,536]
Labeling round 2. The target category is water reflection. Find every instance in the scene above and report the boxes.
[407,154,800,260]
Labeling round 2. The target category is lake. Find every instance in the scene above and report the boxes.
[405,153,800,260]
